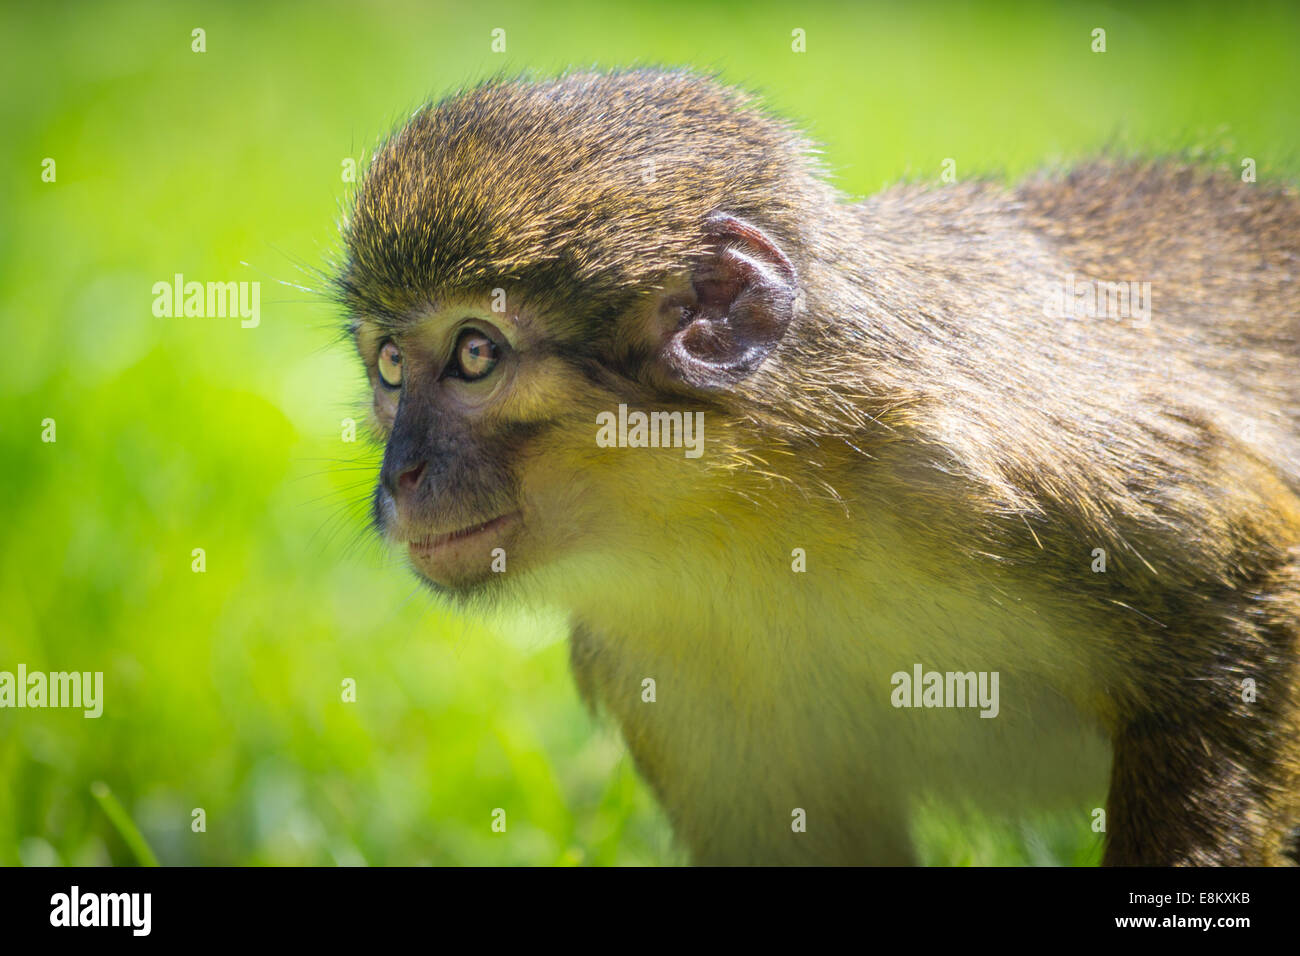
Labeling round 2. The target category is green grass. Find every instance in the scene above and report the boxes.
[1,0,1297,865]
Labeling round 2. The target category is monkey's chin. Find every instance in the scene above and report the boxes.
[406,511,521,593]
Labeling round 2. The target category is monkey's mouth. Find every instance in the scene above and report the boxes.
[408,513,516,552]
[406,512,521,585]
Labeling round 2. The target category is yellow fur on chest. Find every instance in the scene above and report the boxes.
[555,508,1112,864]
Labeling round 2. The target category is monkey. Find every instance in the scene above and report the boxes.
[334,68,1300,865]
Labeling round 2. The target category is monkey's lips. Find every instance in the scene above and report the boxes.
[407,512,521,585]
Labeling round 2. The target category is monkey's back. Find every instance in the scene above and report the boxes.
[842,163,1300,543]
[1017,162,1300,455]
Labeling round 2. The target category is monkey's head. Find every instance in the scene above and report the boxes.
[337,70,844,601]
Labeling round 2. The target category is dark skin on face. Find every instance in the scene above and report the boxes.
[361,309,526,591]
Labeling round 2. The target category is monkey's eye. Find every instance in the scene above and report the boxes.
[377,339,402,388]
[450,329,500,381]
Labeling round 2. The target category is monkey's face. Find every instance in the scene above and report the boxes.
[359,298,549,594]
[353,213,802,602]
[358,291,663,598]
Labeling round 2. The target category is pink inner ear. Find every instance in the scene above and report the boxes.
[693,213,796,312]
[704,213,796,283]
[691,252,746,313]
[660,213,798,388]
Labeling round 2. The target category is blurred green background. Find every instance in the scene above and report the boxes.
[2,0,1297,866]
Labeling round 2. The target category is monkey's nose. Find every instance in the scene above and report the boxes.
[397,461,426,496]
[381,456,427,500]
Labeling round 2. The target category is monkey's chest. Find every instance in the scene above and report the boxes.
[572,574,1110,864]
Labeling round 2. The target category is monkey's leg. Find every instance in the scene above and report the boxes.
[1105,562,1300,865]
[1106,716,1295,865]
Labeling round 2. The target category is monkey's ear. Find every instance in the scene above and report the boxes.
[660,213,797,389]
